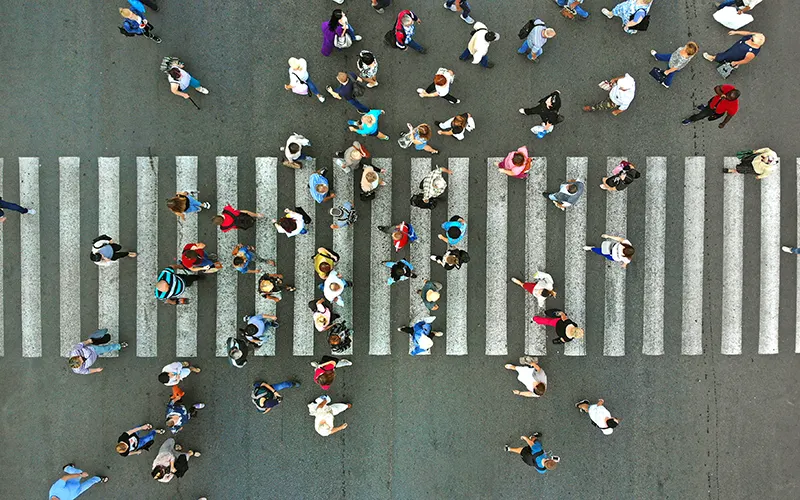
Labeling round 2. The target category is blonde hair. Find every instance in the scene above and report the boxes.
[685,42,699,56]
[119,8,133,17]
[571,328,585,339]
[116,442,129,454]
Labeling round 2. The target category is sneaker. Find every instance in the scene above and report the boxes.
[354,35,363,42]
[200,202,211,209]
[243,315,250,323]
[99,476,109,483]
[601,7,613,18]
[416,88,425,95]
[375,8,385,14]
[462,15,475,25]
[434,120,442,128]
[155,428,166,434]
[380,135,390,141]
[453,99,461,104]
[532,432,542,438]
[542,192,551,200]
[337,359,353,367]
[196,86,209,94]
[582,245,592,251]
[293,381,302,388]
[433,331,444,337]
[662,82,670,89]
[519,108,526,115]
[681,119,691,125]
[333,0,344,3]
[503,445,510,452]
[193,403,206,410]
[317,94,325,102]
[120,342,129,349]
[310,361,320,368]
[782,246,794,254]
[190,450,202,457]
[484,62,494,69]
[26,209,36,215]
[650,49,657,58]
[444,2,457,11]
[153,36,162,44]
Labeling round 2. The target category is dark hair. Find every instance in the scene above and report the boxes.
[233,256,244,267]
[288,143,300,154]
[628,170,641,179]
[417,124,431,140]
[317,371,335,386]
[727,89,741,100]
[622,245,635,258]
[184,249,198,261]
[319,261,332,273]
[359,51,374,65]
[89,252,101,262]
[447,226,462,240]
[541,289,554,297]
[212,215,224,226]
[152,466,167,479]
[486,31,498,42]
[567,184,578,194]
[553,114,565,124]
[167,68,182,80]
[240,324,258,336]
[607,419,619,429]
[157,372,170,384]
[278,217,298,233]
[534,382,546,396]
[512,153,525,166]
[328,9,344,29]
[453,115,467,128]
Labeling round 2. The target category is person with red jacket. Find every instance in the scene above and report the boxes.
[180,242,221,273]
[392,9,425,53]
[212,204,264,232]
[377,221,417,252]
[682,84,740,129]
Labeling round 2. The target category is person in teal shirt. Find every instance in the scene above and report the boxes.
[504,433,559,474]
[348,109,389,140]
[49,464,107,499]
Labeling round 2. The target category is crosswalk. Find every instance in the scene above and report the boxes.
[0,155,798,359]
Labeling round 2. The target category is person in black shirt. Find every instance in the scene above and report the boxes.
[436,113,474,141]
[326,72,369,113]
[601,160,640,191]
[520,91,563,123]
[431,248,470,271]
[116,424,165,457]
[532,309,584,344]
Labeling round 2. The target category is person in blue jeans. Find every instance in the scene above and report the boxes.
[327,72,369,114]
[49,464,107,500]
[116,424,165,457]
[444,0,475,25]
[504,433,560,473]
[557,0,590,19]
[252,380,301,414]
[650,42,697,88]
[398,317,443,355]
[517,19,556,62]
[782,246,800,255]
[68,329,127,375]
[0,197,36,222]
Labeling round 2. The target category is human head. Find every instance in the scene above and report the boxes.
[751,33,765,45]
[329,9,344,28]
[402,14,413,27]
[68,356,83,369]
[317,370,335,387]
[486,31,498,42]
[116,442,129,455]
[617,73,635,91]
[165,416,178,428]
[316,182,329,194]
[534,382,546,396]
[685,42,698,56]
[453,115,467,128]
[359,50,375,65]
[567,184,578,194]
[433,74,447,87]
[607,419,620,429]
[627,170,641,180]
[119,7,133,18]
[425,289,441,303]
[543,458,559,470]
[288,57,306,72]
[229,346,243,360]
[166,196,187,214]
[233,256,245,267]
[167,68,182,81]
[365,171,378,183]
[445,254,457,265]
[212,215,224,226]
[329,334,342,346]
[541,289,555,298]
[277,217,297,233]
[89,252,102,262]
[288,143,300,154]
[243,324,258,336]
[156,281,169,293]
[725,88,741,100]
[392,230,403,241]
[571,328,585,339]
[361,114,375,126]
[512,153,525,166]
[417,124,431,140]
[336,72,348,84]
[446,226,462,241]
[184,249,198,261]
[157,372,170,384]
[543,28,556,39]
[152,465,168,480]
[622,245,635,259]
[330,282,341,292]
[319,261,332,274]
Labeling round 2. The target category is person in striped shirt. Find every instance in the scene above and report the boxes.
[154,266,202,305]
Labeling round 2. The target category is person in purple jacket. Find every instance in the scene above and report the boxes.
[321,9,362,57]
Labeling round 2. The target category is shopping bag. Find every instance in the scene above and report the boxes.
[713,6,754,30]
[649,67,666,83]
[717,62,735,79]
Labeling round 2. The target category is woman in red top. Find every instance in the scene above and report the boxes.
[180,242,221,273]
[312,356,352,390]
[212,204,265,232]
[682,84,739,129]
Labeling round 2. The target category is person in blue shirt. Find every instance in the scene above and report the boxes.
[518,20,556,62]
[398,317,443,355]
[438,215,466,246]
[232,244,275,274]
[504,433,559,473]
[49,464,108,500]
[309,168,336,204]
[240,313,279,348]
[118,5,161,43]
[165,395,205,435]
[383,259,417,285]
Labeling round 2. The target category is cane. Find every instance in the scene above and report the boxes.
[187,96,200,110]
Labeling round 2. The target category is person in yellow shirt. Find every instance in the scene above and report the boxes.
[724,147,778,180]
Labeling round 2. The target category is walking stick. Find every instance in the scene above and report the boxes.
[187,96,200,110]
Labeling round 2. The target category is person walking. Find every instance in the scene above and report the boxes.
[180,242,221,273]
[444,0,475,24]
[417,68,460,104]
[681,84,740,128]
[356,50,379,87]
[129,0,159,12]
[118,6,161,43]
[258,272,295,302]
[715,0,762,14]
[782,245,800,255]
[556,0,590,19]
[0,196,35,222]
[310,168,336,204]
[360,164,388,200]
[418,166,452,204]
[232,244,274,275]
[334,141,370,172]
[67,329,127,375]
[600,160,640,191]
[518,19,556,62]
[166,191,211,221]
[497,146,533,179]
[398,317,443,355]
[166,65,208,100]
[372,0,392,14]
[378,221,417,252]
[158,361,201,386]
[321,270,351,306]
[308,395,352,436]
[544,178,585,211]
[504,357,547,397]
[281,133,313,169]
[252,380,301,414]
[327,72,369,114]
[459,21,499,68]
[311,298,340,333]
[116,424,165,457]
[49,464,108,499]
[285,57,325,102]
[240,313,279,348]
[436,113,475,142]
[703,31,764,69]
[89,235,136,266]
[226,336,250,368]
[584,233,634,268]
[312,355,353,390]
[392,10,425,53]
[724,148,778,179]
[274,207,312,238]
[601,0,653,34]
[314,247,340,279]
[348,109,390,140]
[384,259,417,285]
[533,309,585,344]
[503,434,559,473]
[151,438,200,483]
[431,248,470,271]
[520,90,562,122]
[418,280,443,312]
[401,123,438,154]
[155,265,202,305]
[321,9,362,57]
[511,271,556,308]
[438,216,467,246]
[583,73,636,115]
[327,321,353,353]
[330,201,357,230]
[212,204,264,232]
[649,42,698,88]
[165,394,205,435]
[576,398,621,435]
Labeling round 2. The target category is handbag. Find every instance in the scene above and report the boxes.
[628,9,650,31]
[598,80,612,91]
[290,73,310,96]
[713,6,753,30]
[90,329,111,345]
[334,32,352,49]
[717,62,735,79]
[397,131,413,149]
[649,67,666,83]
[560,7,576,20]
[735,150,754,160]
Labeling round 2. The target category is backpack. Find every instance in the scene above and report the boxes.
[518,19,545,40]
[458,250,471,264]
[410,193,436,209]
[351,74,366,97]
[628,10,650,31]
[251,383,275,411]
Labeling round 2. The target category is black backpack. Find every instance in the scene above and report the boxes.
[629,10,650,31]
[518,19,544,39]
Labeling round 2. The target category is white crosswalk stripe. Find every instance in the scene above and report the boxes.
[797,159,800,355]
[0,160,4,356]
[2,155,798,359]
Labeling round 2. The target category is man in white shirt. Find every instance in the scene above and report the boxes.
[321,270,350,307]
[576,398,620,435]
[281,133,312,169]
[504,357,547,398]
[583,73,636,116]
[715,0,762,14]
[158,361,201,386]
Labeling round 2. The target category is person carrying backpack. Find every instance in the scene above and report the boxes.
[118,6,161,43]
[212,204,264,232]
[601,0,652,34]
[252,380,301,414]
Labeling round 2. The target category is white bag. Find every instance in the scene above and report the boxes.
[598,80,612,91]
[713,6,754,30]
[334,32,353,49]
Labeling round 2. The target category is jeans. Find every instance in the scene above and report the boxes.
[184,193,203,213]
[134,428,157,450]
[446,0,471,18]
[407,38,425,53]
[590,247,614,260]
[717,0,738,8]
[306,77,321,96]
[346,98,370,114]
[49,465,101,499]
[459,48,489,67]
[788,247,800,255]
[271,380,298,391]
[556,0,589,18]
[90,343,122,356]
[654,53,680,86]
[0,198,29,216]
[518,40,543,60]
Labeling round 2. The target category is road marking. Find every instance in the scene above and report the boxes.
[564,157,587,356]
[721,157,743,355]
[410,158,432,354]
[59,157,81,357]
[682,157,705,355]
[485,157,507,355]
[175,157,198,358]
[446,157,469,355]
[98,157,120,356]
[293,160,316,356]
[332,160,354,355]
[135,156,158,357]
[759,159,780,354]
[216,157,238,356]
[603,157,627,357]
[525,158,547,355]
[369,158,392,355]
[642,157,666,355]
[255,157,277,356]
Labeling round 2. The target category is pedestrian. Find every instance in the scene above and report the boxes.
[583,73,636,116]
[398,317,443,355]
[166,65,209,100]
[0,197,35,222]
[436,113,475,141]
[314,247,340,279]
[703,30,764,70]
[252,380,301,414]
[555,0,590,19]
[444,0,475,24]
[67,329,127,375]
[258,272,295,303]
[392,10,425,53]
[518,19,556,63]
[529,119,562,139]
[504,434,559,473]
[166,191,211,221]
[308,395,352,436]
[782,245,800,255]
[724,148,778,179]
[576,398,621,435]
[497,146,533,179]
[321,9,362,57]
[240,313,279,348]
[600,160,640,191]
[533,309,584,344]
[601,0,653,34]
[151,438,200,483]
[311,298,340,333]
[281,133,313,169]
[327,321,353,353]
[321,270,351,306]
[378,221,417,253]
[327,71,369,114]
[348,108,390,140]
[356,50,379,88]
[438,216,467,246]
[49,464,108,499]
[226,336,249,368]
[180,242,222,274]
[681,84,740,128]
[89,235,136,266]
[715,0,762,14]
[418,279,443,311]
[285,57,326,102]
[417,68,460,104]
[158,361,201,386]
[459,21,499,68]
[417,166,452,205]
[401,123,438,154]
[118,6,161,43]
[543,178,585,211]
[431,248,470,271]
[312,355,353,390]
[520,90,563,123]
[334,141,370,172]
[504,357,547,397]
[511,271,557,308]
[212,204,264,232]
[384,259,417,285]
[274,207,312,238]
[232,244,274,275]
[649,42,698,89]
[155,265,203,305]
[330,201,358,230]
[360,164,388,200]
[372,0,392,14]
[310,168,336,204]
[165,394,205,435]
[584,233,634,268]
[116,424,165,457]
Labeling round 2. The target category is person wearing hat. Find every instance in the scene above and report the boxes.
[417,280,443,311]
[438,215,467,246]
[511,271,556,308]
[252,380,301,414]
[583,73,636,115]
[309,168,336,204]
[285,57,325,102]
[383,259,417,285]
[533,309,585,344]
[504,434,559,473]
[310,298,340,332]
[398,317,443,355]
[258,272,295,303]
[226,337,250,368]
[378,221,417,252]
[67,329,128,375]
[360,164,387,200]
[504,357,547,398]
[330,201,358,230]
[334,141,370,172]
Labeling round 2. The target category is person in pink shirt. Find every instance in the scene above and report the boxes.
[497,146,533,179]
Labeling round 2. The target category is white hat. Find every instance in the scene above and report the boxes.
[288,57,307,71]
[617,73,635,91]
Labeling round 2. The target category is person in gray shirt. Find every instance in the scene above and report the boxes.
[544,179,585,211]
[649,42,698,88]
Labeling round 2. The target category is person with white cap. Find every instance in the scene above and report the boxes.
[285,57,325,102]
[583,73,636,116]
[359,164,387,200]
